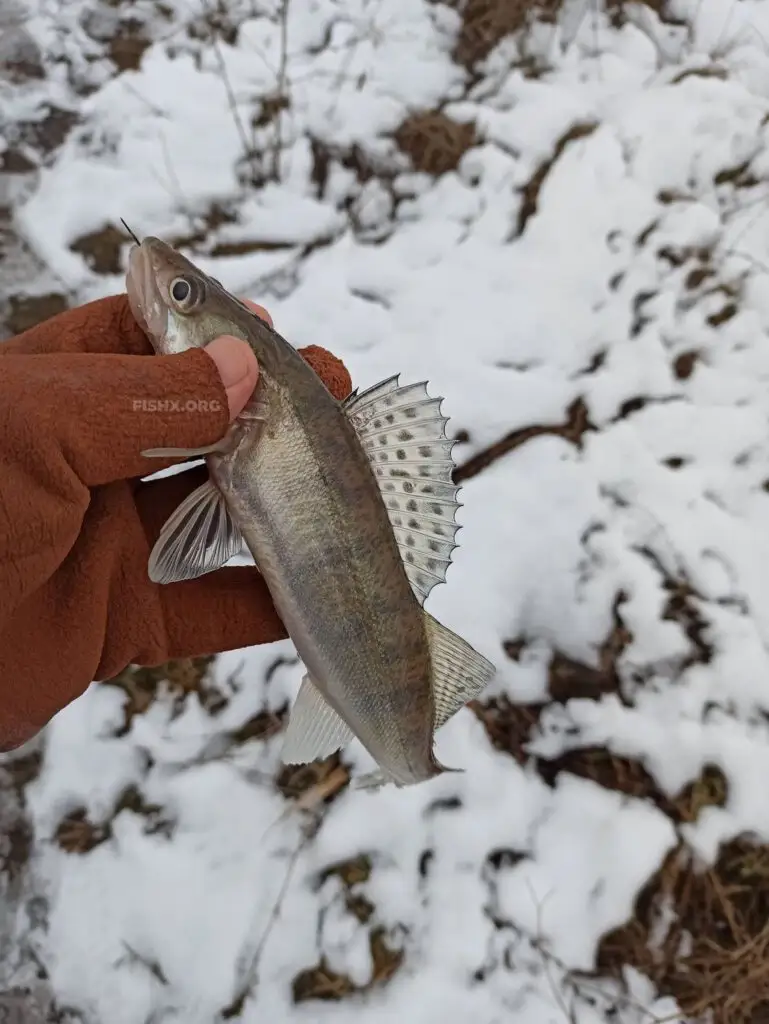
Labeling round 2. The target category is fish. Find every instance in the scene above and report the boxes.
[125,236,496,789]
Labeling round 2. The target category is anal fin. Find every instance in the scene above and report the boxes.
[280,674,355,765]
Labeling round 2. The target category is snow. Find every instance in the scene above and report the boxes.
[5,0,769,1020]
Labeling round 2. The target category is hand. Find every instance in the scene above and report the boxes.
[0,294,352,751]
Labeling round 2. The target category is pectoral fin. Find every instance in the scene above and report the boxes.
[148,478,244,584]
[280,675,355,765]
[142,399,267,461]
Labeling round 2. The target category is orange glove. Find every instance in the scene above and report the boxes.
[0,294,352,751]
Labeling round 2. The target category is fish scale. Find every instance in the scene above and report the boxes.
[125,236,496,789]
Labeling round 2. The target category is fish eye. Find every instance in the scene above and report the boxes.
[171,279,190,302]
[169,275,205,311]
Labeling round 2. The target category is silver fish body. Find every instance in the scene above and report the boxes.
[210,365,441,784]
[126,237,495,788]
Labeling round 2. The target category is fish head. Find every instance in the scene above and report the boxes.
[126,235,255,355]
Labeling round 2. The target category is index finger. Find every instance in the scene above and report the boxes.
[0,294,274,357]
[0,295,153,357]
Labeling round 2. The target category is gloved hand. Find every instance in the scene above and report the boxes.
[0,294,352,751]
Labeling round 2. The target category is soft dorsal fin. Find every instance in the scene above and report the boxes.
[423,611,495,730]
[344,375,462,605]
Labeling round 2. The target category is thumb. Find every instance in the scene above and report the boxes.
[202,336,259,420]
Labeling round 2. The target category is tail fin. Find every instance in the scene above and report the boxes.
[355,617,494,792]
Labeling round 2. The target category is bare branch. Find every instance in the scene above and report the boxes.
[270,0,290,182]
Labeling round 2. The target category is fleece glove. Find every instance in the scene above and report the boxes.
[0,294,351,751]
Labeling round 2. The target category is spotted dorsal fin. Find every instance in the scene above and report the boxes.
[344,375,461,605]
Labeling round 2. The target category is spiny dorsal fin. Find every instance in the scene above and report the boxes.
[344,375,462,605]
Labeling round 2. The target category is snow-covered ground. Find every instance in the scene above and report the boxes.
[5,0,769,1020]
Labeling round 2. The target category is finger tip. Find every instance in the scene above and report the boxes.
[240,299,273,327]
[203,336,259,419]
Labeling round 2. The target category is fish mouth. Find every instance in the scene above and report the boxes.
[126,242,168,351]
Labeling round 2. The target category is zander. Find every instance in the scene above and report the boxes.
[126,236,495,789]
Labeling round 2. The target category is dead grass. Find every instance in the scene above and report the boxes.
[455,396,595,483]
[0,100,77,338]
[470,595,767,1024]
[187,0,242,48]
[436,0,676,72]
[673,350,699,380]
[0,746,42,883]
[307,135,401,242]
[0,20,45,84]
[292,927,403,1002]
[54,808,111,855]
[515,122,598,237]
[438,0,562,70]
[292,853,404,1003]
[541,748,728,824]
[79,0,173,74]
[55,781,176,854]
[598,836,769,1024]
[317,853,373,889]
[276,753,350,809]
[306,110,477,247]
[70,223,133,275]
[107,24,152,73]
[5,293,70,335]
[251,93,291,132]
[0,103,78,171]
[102,656,222,736]
[167,201,239,251]
[474,663,749,1024]
[470,696,547,764]
[99,651,351,826]
[163,202,301,258]
[472,594,630,763]
[393,110,478,176]
[229,707,286,745]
